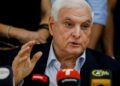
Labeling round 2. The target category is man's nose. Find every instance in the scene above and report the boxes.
[72,26,81,38]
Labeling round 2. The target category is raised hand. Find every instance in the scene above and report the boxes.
[12,40,42,85]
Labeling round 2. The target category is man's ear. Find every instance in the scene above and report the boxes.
[49,16,55,36]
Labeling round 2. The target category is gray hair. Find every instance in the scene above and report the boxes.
[51,0,94,21]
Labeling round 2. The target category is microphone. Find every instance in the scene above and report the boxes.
[56,69,80,86]
[91,69,112,86]
[0,66,15,86]
[31,74,49,86]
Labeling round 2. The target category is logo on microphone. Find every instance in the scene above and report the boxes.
[32,74,49,83]
[62,69,74,75]
[92,69,110,77]
[91,69,112,86]
[0,67,10,79]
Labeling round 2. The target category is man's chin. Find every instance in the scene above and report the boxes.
[67,49,83,55]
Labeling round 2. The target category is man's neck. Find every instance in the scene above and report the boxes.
[60,58,76,69]
[55,50,85,69]
[53,46,80,69]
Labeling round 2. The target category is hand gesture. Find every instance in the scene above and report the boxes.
[12,40,42,85]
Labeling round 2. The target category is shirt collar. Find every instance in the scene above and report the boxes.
[47,42,86,68]
[74,50,86,71]
[47,42,58,67]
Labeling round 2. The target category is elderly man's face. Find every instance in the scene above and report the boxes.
[49,7,93,55]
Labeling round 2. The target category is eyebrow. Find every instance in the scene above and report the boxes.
[85,20,91,23]
[64,17,92,23]
[64,17,72,21]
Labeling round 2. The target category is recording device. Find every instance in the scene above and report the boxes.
[31,74,49,86]
[56,69,80,86]
[0,66,15,86]
[91,69,112,86]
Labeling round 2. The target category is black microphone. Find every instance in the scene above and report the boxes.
[91,69,112,86]
[31,74,49,86]
[56,69,80,86]
[0,66,15,86]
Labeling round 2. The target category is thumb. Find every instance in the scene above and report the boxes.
[31,51,43,66]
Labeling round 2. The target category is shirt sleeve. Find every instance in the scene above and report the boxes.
[87,0,108,25]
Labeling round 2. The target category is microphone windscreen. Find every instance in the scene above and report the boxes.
[56,69,80,86]
[91,69,112,86]
[31,74,49,86]
[0,66,14,86]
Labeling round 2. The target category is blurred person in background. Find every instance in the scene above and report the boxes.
[0,0,51,50]
[103,0,117,59]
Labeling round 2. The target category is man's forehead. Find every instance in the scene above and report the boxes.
[58,7,92,21]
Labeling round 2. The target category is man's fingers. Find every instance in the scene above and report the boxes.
[18,56,28,64]
[31,51,43,66]
[36,39,46,44]
[21,40,36,49]
[17,47,30,58]
[18,40,37,57]
[13,55,28,65]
